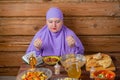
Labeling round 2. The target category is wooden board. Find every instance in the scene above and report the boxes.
[85,54,116,71]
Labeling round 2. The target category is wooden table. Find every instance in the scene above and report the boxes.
[17,56,120,80]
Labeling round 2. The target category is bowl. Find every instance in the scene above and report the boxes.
[16,68,52,80]
[60,53,86,68]
[93,70,116,80]
[43,56,60,65]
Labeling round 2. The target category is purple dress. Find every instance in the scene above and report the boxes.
[26,7,84,56]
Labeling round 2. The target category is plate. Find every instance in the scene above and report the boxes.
[16,68,52,80]
[43,56,60,65]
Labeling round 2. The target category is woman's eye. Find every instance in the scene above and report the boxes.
[56,20,60,23]
[48,20,53,23]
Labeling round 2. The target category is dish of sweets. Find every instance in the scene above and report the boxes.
[16,68,52,80]
[85,52,116,71]
[43,56,60,65]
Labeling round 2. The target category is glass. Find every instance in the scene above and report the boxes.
[60,53,86,78]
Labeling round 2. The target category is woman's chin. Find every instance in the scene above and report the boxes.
[50,30,58,33]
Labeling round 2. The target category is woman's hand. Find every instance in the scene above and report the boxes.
[66,36,75,47]
[34,38,42,50]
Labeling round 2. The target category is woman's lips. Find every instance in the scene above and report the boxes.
[52,28,56,30]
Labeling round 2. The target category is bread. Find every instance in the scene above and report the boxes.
[86,59,100,68]
[93,52,102,59]
[97,54,112,68]
[86,53,112,69]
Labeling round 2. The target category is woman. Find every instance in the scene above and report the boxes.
[26,7,84,57]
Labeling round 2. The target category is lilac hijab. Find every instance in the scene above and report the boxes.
[26,7,84,56]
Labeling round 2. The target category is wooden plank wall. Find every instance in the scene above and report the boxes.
[0,0,120,76]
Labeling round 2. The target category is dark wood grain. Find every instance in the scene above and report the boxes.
[0,67,19,76]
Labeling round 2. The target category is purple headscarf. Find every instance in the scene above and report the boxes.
[46,7,63,20]
[26,7,84,56]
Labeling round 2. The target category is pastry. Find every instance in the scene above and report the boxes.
[86,53,112,69]
[97,54,112,68]
[93,52,102,59]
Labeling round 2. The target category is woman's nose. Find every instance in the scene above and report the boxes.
[52,22,56,27]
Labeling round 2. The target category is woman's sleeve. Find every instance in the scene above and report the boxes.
[74,36,84,54]
[68,31,84,55]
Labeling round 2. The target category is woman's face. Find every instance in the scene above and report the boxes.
[46,18,63,33]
